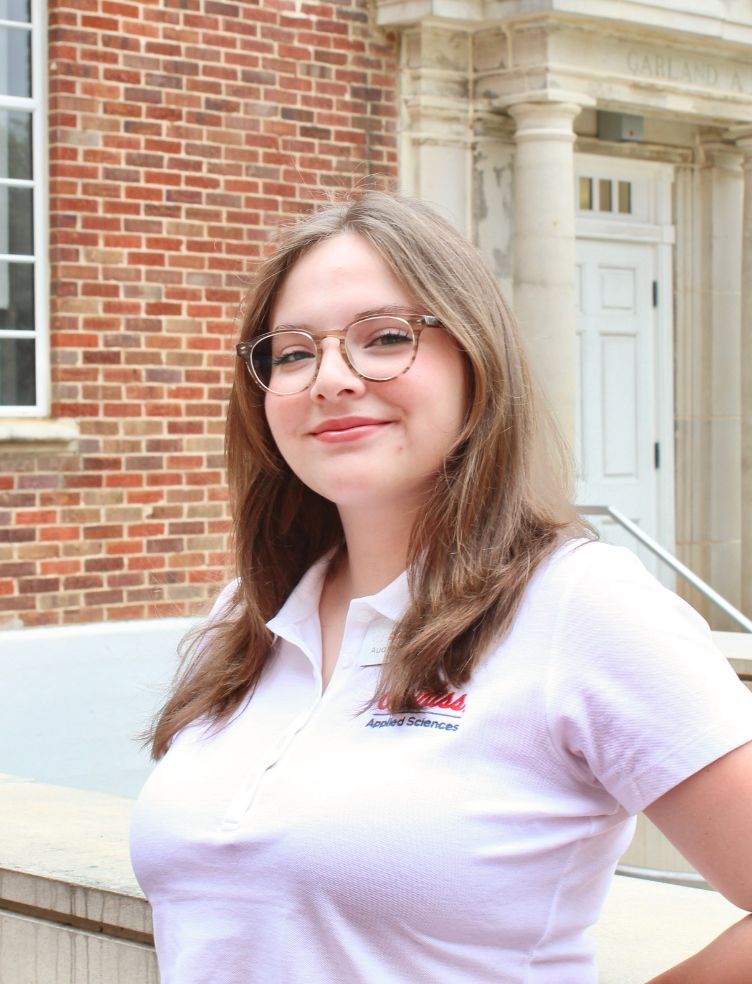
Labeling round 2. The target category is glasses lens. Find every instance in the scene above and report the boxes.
[346,317,416,380]
[251,331,317,394]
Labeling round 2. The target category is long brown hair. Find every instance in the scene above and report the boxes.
[149,191,587,758]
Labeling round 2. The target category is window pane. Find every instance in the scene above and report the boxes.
[0,27,31,98]
[0,1,30,22]
[0,335,35,406]
[618,180,632,214]
[0,261,34,331]
[0,110,32,180]
[598,179,612,212]
[0,186,34,254]
[579,177,592,211]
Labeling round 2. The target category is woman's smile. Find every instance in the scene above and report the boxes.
[309,415,396,443]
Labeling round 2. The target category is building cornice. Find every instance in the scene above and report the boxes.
[378,0,752,50]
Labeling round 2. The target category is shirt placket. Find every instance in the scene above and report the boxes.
[220,698,322,830]
[219,610,375,831]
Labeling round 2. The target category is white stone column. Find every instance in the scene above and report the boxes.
[698,142,743,619]
[399,24,473,236]
[506,92,593,447]
[733,128,752,614]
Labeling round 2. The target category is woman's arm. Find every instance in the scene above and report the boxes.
[643,740,752,982]
[646,915,752,983]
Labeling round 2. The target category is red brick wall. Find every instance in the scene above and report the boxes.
[0,0,398,627]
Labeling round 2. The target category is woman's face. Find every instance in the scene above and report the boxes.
[263,232,467,518]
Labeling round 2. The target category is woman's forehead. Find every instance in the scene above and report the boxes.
[268,233,418,328]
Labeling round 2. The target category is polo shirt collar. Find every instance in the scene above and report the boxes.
[266,553,332,632]
[266,555,409,637]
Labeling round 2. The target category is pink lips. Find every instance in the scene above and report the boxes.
[310,416,393,443]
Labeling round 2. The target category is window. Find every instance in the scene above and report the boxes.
[578,176,633,217]
[0,0,46,415]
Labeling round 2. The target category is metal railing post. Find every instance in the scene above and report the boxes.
[577,505,752,634]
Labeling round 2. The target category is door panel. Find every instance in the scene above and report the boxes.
[602,334,638,477]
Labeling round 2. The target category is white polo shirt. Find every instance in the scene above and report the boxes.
[130,540,752,984]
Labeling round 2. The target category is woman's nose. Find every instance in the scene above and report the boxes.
[309,337,366,400]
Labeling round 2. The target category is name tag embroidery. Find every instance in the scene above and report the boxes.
[365,691,468,733]
[357,616,468,734]
[358,618,392,666]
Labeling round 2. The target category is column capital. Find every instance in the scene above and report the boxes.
[506,96,593,146]
[700,140,743,172]
[502,89,596,113]
[503,91,595,143]
[727,124,752,155]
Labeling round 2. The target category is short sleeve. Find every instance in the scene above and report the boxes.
[545,543,752,815]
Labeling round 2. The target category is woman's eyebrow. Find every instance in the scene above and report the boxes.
[353,304,416,319]
[271,305,418,333]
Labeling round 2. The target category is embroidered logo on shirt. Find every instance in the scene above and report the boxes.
[365,691,467,733]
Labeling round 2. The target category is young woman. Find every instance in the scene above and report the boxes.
[130,192,752,983]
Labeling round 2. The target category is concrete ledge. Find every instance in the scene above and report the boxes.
[0,776,157,984]
[0,418,79,446]
[0,775,147,913]
[594,875,747,983]
[0,776,748,983]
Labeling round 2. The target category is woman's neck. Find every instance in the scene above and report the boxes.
[334,503,416,600]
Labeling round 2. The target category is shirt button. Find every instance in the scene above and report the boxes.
[340,652,352,667]
[355,609,371,624]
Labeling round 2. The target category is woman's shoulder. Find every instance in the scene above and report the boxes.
[528,536,708,638]
[535,536,655,596]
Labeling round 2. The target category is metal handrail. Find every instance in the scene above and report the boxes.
[577,504,752,634]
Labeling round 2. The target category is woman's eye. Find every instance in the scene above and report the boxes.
[365,330,412,348]
[272,349,315,367]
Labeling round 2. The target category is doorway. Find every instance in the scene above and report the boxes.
[574,157,675,574]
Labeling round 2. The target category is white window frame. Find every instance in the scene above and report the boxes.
[0,0,48,417]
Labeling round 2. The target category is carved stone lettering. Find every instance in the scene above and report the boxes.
[626,50,720,87]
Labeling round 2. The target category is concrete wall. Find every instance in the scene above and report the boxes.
[0,776,157,984]
[0,616,191,797]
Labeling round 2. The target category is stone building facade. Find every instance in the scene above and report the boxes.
[378,0,752,623]
[1,0,751,627]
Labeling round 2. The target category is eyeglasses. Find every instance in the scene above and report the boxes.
[236,314,442,396]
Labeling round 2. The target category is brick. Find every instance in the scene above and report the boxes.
[15,510,58,525]
[18,578,61,595]
[105,603,147,619]
[64,574,105,590]
[0,493,36,509]
[127,555,166,570]
[83,524,123,539]
[83,589,124,605]
[40,559,82,576]
[0,562,36,577]
[0,528,36,543]
[22,611,62,626]
[0,597,35,612]
[107,572,145,588]
[85,556,125,572]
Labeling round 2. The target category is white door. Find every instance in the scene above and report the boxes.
[575,238,669,575]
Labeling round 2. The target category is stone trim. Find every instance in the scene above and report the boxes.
[0,418,79,447]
